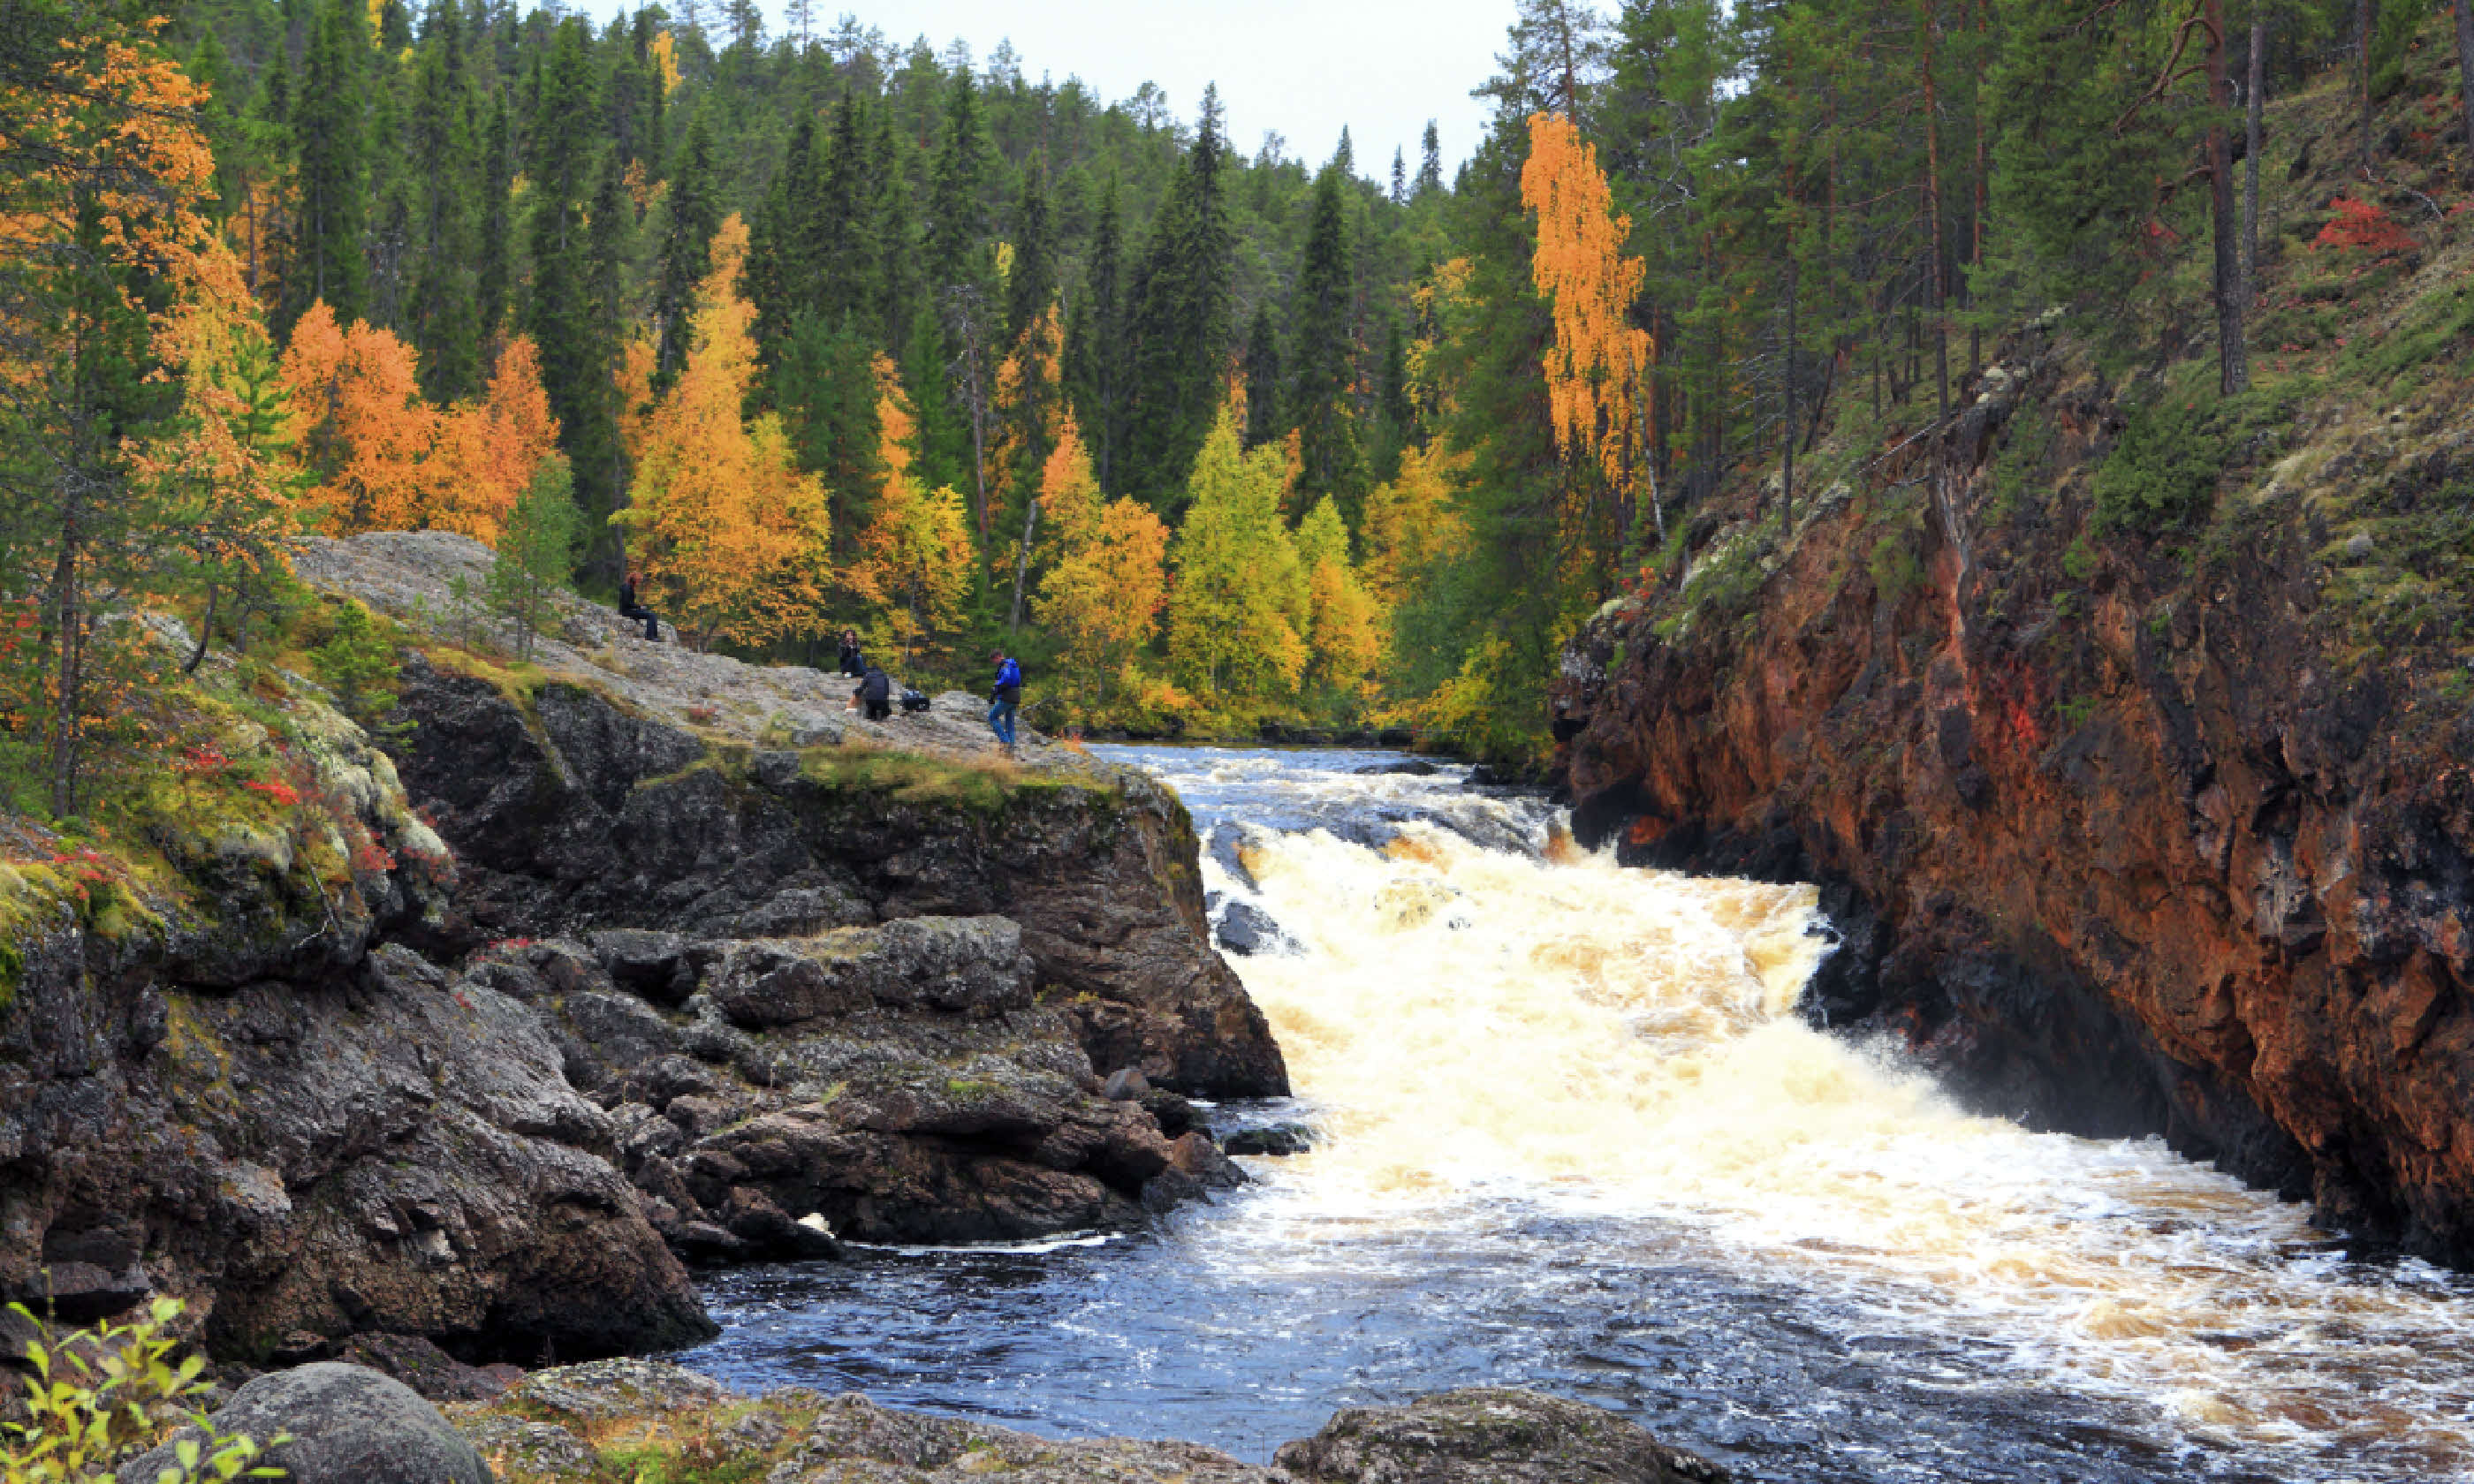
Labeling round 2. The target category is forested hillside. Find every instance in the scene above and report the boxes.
[5,0,2474,821]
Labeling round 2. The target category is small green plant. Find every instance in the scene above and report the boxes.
[2,1298,285,1483]
[2093,398,2227,534]
[2055,693,2101,730]
[309,600,402,729]
[1868,530,1925,605]
[2061,535,2098,581]
[488,453,582,662]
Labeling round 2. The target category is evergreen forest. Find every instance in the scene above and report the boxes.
[6,0,2474,814]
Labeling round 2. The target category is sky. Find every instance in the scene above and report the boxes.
[750,0,1518,178]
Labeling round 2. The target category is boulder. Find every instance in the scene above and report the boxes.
[118,1363,490,1484]
[332,1332,512,1402]
[1273,1389,1730,1484]
[510,1358,734,1421]
[1221,1122,1316,1156]
[769,1392,1281,1483]
[1215,900,1293,957]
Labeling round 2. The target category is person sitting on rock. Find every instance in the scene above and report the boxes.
[854,664,893,722]
[837,627,865,678]
[987,648,1022,753]
[617,572,661,642]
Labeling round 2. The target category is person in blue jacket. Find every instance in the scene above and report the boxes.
[987,648,1023,753]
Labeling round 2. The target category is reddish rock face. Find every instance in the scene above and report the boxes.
[1558,344,2474,1264]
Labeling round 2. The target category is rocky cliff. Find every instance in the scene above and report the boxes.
[1557,299,2474,1261]
[0,531,1285,1365]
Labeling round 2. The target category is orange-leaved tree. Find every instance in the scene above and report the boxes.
[614,214,832,650]
[433,335,561,543]
[1522,111,1653,554]
[281,303,440,533]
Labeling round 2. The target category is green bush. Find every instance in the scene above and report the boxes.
[309,600,402,729]
[3,1298,283,1483]
[2093,398,2227,534]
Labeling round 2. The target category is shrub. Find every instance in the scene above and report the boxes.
[2314,197,2416,256]
[2,1297,283,1483]
[2093,398,2227,534]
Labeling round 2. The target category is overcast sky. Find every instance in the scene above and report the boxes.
[755,0,1518,178]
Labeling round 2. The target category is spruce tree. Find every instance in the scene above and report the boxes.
[285,0,368,331]
[1122,86,1233,510]
[814,89,875,326]
[1418,120,1444,197]
[1242,301,1283,450]
[926,68,993,299]
[1370,314,1414,483]
[871,108,921,350]
[527,19,611,536]
[408,0,481,400]
[474,91,513,344]
[1006,159,1056,347]
[654,112,720,388]
[1063,171,1127,491]
[749,113,817,358]
[577,148,634,571]
[1287,163,1360,517]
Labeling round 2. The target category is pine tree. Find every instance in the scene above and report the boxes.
[489,454,582,659]
[1370,314,1414,483]
[1241,301,1283,450]
[1390,147,1408,206]
[285,0,368,331]
[748,112,819,356]
[815,89,876,326]
[871,107,922,352]
[1418,120,1444,197]
[1287,163,1361,518]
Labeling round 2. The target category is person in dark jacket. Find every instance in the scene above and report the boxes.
[854,664,893,721]
[987,649,1022,753]
[617,572,660,641]
[837,628,865,678]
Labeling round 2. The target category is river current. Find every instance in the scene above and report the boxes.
[685,746,2474,1482]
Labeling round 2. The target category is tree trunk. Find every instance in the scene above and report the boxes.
[2455,0,2474,178]
[2245,7,2266,303]
[1007,496,1038,632]
[184,581,217,675]
[47,549,83,819]
[2359,0,2375,174]
[1781,254,1798,534]
[2207,0,2250,394]
[1922,0,1949,425]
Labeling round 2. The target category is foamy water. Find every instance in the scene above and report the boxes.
[690,746,2474,1481]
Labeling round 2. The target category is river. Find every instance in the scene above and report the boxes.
[684,746,2474,1483]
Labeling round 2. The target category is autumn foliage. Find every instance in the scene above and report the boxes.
[2313,197,2416,256]
[281,307,560,542]
[1522,113,1651,495]
[616,215,832,648]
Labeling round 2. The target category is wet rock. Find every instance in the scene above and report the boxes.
[1207,824,1262,892]
[1221,1122,1315,1156]
[1215,900,1293,957]
[119,1363,491,1484]
[1274,1388,1730,1484]
[1357,760,1441,776]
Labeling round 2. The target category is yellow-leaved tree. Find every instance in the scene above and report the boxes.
[1293,496,1385,708]
[1035,420,1167,710]
[1360,442,1468,608]
[856,355,972,665]
[1165,410,1306,703]
[1522,111,1654,550]
[614,215,832,649]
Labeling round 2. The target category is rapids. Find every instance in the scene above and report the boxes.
[686,746,2474,1482]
